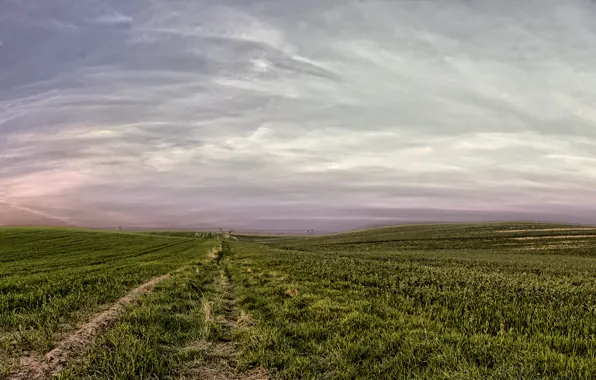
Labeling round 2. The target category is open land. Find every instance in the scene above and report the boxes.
[2,222,596,379]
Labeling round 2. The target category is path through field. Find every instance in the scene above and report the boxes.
[7,223,596,379]
[10,273,173,380]
[183,244,268,380]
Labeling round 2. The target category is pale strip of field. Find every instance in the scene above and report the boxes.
[512,235,596,240]
[497,228,596,233]
[517,243,588,250]
[518,247,577,251]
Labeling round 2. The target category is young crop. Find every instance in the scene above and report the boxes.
[5,223,596,379]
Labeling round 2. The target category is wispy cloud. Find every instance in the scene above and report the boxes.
[2,0,596,229]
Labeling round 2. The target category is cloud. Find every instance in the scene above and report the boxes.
[90,13,132,28]
[2,0,596,230]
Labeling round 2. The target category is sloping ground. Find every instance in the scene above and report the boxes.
[225,222,596,379]
[58,242,267,380]
[0,228,218,378]
[6,223,596,379]
[267,221,594,243]
[257,222,596,256]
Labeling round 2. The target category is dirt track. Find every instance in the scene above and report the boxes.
[9,274,172,380]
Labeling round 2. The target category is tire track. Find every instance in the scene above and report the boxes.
[184,241,268,380]
[9,273,172,380]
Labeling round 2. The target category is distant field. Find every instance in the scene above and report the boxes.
[4,223,596,379]
[144,231,220,239]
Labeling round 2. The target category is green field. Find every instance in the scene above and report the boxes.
[3,223,596,379]
[0,228,219,378]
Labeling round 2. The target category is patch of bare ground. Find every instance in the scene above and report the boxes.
[208,244,224,259]
[512,235,596,240]
[181,342,268,380]
[498,228,596,233]
[8,274,172,380]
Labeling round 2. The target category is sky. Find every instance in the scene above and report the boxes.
[2,0,596,232]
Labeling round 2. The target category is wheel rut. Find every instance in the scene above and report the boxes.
[184,241,268,380]
[9,273,172,380]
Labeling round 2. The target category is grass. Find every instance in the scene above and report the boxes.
[58,241,244,380]
[56,259,224,380]
[0,228,218,377]
[227,222,596,379]
[6,222,596,379]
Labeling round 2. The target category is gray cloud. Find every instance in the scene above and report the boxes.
[2,0,596,230]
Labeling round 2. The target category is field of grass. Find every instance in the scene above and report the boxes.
[4,222,596,379]
[228,222,596,379]
[0,228,218,377]
[57,256,225,380]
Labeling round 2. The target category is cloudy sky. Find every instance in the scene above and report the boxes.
[2,0,596,231]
